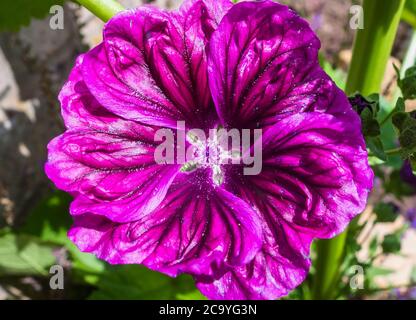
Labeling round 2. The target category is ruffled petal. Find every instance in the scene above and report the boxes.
[59,54,155,138]
[237,112,373,239]
[48,53,180,223]
[68,181,262,278]
[200,112,372,299]
[263,112,372,237]
[207,0,321,129]
[45,129,179,223]
[196,220,312,300]
[179,0,233,31]
[82,2,230,128]
[269,68,355,122]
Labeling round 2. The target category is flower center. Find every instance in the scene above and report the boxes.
[180,127,240,187]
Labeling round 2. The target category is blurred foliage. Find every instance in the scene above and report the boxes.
[374,202,399,223]
[86,265,205,300]
[0,192,205,300]
[319,53,347,90]
[402,0,416,29]
[396,65,416,100]
[0,232,56,276]
[0,0,65,32]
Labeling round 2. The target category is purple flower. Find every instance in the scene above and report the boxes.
[405,208,416,229]
[390,287,416,300]
[45,0,373,299]
[400,160,416,191]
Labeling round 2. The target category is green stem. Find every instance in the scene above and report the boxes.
[312,231,348,299]
[312,0,405,300]
[368,147,403,158]
[75,0,124,22]
[385,147,402,156]
[345,0,406,96]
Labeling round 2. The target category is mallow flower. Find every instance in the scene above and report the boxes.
[45,0,373,299]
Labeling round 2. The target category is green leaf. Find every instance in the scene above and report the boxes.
[385,169,416,197]
[402,66,416,100]
[381,234,402,254]
[0,232,56,276]
[374,203,399,223]
[176,290,207,300]
[378,97,403,168]
[402,0,416,28]
[398,65,416,100]
[349,94,383,147]
[87,265,205,300]
[392,111,410,132]
[361,108,381,137]
[319,55,346,90]
[368,237,378,257]
[399,126,416,157]
[392,111,416,157]
[367,137,387,161]
[367,93,381,112]
[0,0,65,32]
[366,266,395,278]
[20,192,72,245]
[394,97,406,113]
[21,192,106,275]
[69,248,106,275]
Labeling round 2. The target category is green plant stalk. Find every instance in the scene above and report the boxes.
[312,0,405,300]
[345,0,406,95]
[402,0,416,29]
[76,0,124,22]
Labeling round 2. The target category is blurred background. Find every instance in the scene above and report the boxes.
[0,0,415,300]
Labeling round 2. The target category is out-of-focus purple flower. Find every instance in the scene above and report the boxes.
[310,12,323,32]
[45,0,373,300]
[410,288,416,299]
[401,160,416,190]
[391,287,416,300]
[405,208,416,229]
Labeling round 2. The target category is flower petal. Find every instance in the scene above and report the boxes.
[201,112,373,299]
[59,54,155,137]
[179,0,233,36]
[49,55,180,223]
[82,2,230,128]
[262,112,372,237]
[45,129,179,223]
[234,112,373,239]
[196,220,312,300]
[68,181,262,278]
[208,0,323,129]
